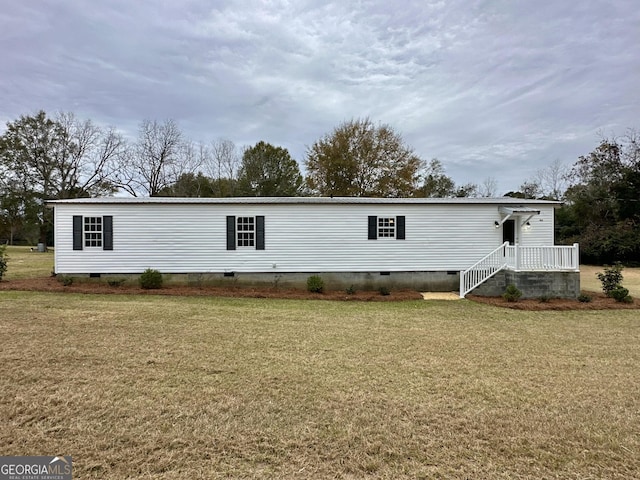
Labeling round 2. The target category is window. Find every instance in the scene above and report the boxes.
[227,215,265,250]
[237,217,255,247]
[84,217,103,247]
[73,215,113,251]
[378,217,395,238]
[368,215,405,240]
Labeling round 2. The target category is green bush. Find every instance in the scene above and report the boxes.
[345,285,356,295]
[596,263,624,297]
[107,278,126,287]
[502,284,522,302]
[139,269,163,289]
[306,275,324,293]
[0,244,7,281]
[58,275,73,286]
[538,295,552,303]
[378,286,390,296]
[610,285,630,303]
[577,293,592,303]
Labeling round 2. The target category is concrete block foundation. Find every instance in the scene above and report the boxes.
[471,270,580,299]
[66,269,580,298]
[66,270,461,292]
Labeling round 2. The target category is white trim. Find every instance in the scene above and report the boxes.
[48,196,563,206]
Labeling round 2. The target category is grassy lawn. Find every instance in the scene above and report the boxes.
[4,245,640,294]
[1,292,639,479]
[580,264,640,296]
[1,246,640,478]
[2,246,55,280]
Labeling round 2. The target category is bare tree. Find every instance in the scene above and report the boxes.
[479,177,498,197]
[534,159,569,200]
[55,112,126,198]
[205,139,241,196]
[114,119,192,196]
[209,139,240,180]
[181,139,207,176]
[621,129,640,166]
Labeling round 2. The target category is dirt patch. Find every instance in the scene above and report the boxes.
[421,292,461,300]
[468,292,639,310]
[0,276,424,301]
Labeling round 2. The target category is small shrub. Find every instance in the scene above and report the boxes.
[596,263,624,297]
[378,286,390,296]
[538,295,552,303]
[306,275,324,293]
[0,244,7,281]
[107,278,126,287]
[345,285,356,295]
[502,284,522,302]
[610,285,630,303]
[577,293,592,303]
[139,269,163,289]
[58,275,73,286]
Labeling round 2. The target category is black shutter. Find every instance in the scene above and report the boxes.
[396,216,405,240]
[226,216,236,250]
[73,216,83,250]
[103,216,113,250]
[368,216,377,240]
[256,216,265,250]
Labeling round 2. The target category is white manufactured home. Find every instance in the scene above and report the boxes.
[48,197,580,297]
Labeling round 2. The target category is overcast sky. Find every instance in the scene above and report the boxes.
[1,0,638,194]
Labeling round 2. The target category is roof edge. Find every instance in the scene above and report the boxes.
[46,196,563,206]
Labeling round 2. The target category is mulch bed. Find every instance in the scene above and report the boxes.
[1,277,637,309]
[0,276,423,302]
[467,292,638,310]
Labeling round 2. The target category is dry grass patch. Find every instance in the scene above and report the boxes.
[1,246,54,280]
[1,292,639,479]
[581,265,640,297]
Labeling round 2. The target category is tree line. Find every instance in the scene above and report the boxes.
[503,132,639,264]
[0,112,485,245]
[1,111,638,264]
[555,134,640,264]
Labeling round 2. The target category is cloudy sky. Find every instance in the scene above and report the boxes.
[1,0,638,194]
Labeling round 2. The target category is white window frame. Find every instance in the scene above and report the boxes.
[377,217,396,238]
[84,216,103,248]
[236,216,255,248]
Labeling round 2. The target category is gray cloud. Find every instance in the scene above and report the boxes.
[1,0,638,194]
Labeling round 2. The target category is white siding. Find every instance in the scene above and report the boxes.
[53,202,556,274]
[519,207,555,246]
